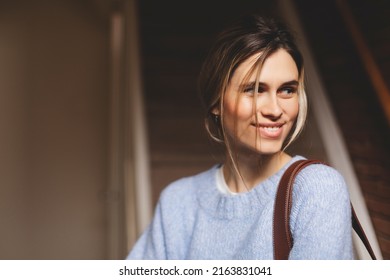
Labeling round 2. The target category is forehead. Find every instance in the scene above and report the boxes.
[231,49,299,85]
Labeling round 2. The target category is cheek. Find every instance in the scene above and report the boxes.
[283,98,299,121]
[224,96,253,121]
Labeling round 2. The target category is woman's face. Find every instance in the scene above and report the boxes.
[219,49,300,156]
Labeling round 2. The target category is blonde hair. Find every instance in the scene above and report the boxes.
[199,15,307,180]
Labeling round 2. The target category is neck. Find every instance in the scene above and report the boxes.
[223,152,291,193]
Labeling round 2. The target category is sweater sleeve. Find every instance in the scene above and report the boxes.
[126,176,195,260]
[126,201,167,260]
[288,164,354,260]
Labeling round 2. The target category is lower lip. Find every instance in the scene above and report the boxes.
[256,126,283,139]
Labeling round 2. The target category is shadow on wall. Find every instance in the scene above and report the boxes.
[0,0,110,259]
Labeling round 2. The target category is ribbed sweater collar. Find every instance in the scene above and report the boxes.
[196,155,304,219]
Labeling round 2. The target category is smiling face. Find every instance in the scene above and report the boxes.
[217,49,300,156]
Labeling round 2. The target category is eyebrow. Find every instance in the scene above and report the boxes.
[279,80,299,87]
[240,80,299,89]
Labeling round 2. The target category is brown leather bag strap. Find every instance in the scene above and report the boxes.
[351,205,377,259]
[273,159,321,260]
[273,159,377,260]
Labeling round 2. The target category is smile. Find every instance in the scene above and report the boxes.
[263,126,280,132]
[251,123,285,138]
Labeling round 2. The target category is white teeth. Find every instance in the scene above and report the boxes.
[263,127,279,131]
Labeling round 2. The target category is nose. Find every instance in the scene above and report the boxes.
[258,94,283,120]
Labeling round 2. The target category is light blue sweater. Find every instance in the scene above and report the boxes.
[128,156,353,259]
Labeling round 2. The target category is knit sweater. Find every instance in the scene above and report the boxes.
[127,156,353,260]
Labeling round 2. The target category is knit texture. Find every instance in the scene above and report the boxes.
[127,156,353,259]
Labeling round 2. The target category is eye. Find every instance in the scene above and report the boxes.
[278,87,297,97]
[243,86,253,93]
[243,86,265,95]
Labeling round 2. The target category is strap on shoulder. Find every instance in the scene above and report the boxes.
[273,159,321,260]
[272,159,377,260]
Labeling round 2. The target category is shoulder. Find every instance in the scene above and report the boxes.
[293,162,350,203]
[287,161,353,259]
[158,165,218,208]
[296,162,346,185]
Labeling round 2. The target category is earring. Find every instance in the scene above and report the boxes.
[212,114,220,124]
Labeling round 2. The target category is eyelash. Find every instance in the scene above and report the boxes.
[243,86,265,94]
[243,86,297,95]
[279,87,297,95]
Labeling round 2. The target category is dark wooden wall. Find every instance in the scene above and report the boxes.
[294,0,390,259]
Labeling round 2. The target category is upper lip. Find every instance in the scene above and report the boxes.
[251,122,285,128]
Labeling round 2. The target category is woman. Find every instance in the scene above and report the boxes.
[128,15,353,259]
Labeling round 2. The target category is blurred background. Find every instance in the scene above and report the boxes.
[0,0,389,259]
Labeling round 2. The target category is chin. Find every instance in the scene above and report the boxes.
[240,143,284,157]
[254,140,284,155]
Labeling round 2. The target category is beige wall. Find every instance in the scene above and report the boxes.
[0,0,110,259]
